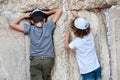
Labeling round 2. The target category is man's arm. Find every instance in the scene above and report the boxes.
[9,13,30,32]
[43,8,62,23]
[64,30,71,51]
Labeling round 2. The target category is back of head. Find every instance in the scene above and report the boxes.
[30,9,48,23]
[70,18,91,38]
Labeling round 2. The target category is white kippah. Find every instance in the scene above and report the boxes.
[74,18,89,30]
[31,9,42,14]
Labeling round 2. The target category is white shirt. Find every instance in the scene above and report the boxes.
[69,32,100,74]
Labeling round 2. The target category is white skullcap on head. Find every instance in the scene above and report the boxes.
[74,18,89,30]
[31,9,42,14]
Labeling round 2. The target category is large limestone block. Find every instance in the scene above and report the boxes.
[65,0,117,10]
[0,14,30,80]
[117,0,120,4]
[0,0,7,12]
[0,53,9,80]
[0,0,3,2]
[52,11,110,80]
[52,12,80,80]
[0,0,119,12]
[0,0,62,12]
[108,5,120,80]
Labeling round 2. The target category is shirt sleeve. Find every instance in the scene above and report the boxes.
[44,19,55,32]
[23,23,31,34]
[69,41,76,49]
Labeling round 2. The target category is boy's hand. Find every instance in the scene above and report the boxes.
[71,10,78,18]
[65,30,70,40]
[64,30,71,51]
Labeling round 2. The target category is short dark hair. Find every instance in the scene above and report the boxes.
[30,11,48,23]
[24,9,49,24]
[70,19,91,38]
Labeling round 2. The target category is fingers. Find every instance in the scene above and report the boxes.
[71,10,78,18]
[23,12,31,18]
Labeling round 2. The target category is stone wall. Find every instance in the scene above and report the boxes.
[0,0,120,80]
[0,14,30,80]
[108,5,120,80]
[65,0,117,10]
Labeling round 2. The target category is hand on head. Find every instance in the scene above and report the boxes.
[24,12,31,18]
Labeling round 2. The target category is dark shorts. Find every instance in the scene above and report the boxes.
[30,56,54,80]
[81,67,101,80]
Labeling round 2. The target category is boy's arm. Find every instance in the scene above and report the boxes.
[71,10,79,18]
[9,13,30,32]
[43,8,62,23]
[64,30,71,51]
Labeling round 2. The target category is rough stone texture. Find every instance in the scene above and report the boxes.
[0,53,9,80]
[0,0,120,80]
[117,0,120,4]
[52,12,81,80]
[0,15,30,80]
[108,5,120,80]
[0,0,119,12]
[0,0,62,12]
[65,0,117,10]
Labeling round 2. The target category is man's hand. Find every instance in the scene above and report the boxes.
[42,8,62,23]
[24,13,31,18]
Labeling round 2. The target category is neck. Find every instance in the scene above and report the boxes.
[34,22,43,27]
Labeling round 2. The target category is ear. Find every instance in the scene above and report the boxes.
[30,20,34,24]
[43,18,47,22]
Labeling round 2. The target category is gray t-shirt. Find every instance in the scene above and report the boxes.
[23,19,55,57]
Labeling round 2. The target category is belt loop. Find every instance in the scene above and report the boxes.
[40,56,45,60]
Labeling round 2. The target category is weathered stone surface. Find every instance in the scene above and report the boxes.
[1,0,119,12]
[52,12,80,80]
[0,0,119,80]
[0,53,9,80]
[108,5,120,80]
[0,0,62,12]
[0,15,30,80]
[0,0,7,3]
[117,0,120,4]
[65,0,117,10]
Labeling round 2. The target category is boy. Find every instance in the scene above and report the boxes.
[64,11,101,80]
[10,8,62,80]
